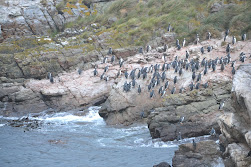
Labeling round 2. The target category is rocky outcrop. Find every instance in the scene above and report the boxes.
[147,81,233,141]
[0,0,116,42]
[172,140,225,167]
[218,64,251,167]
[153,162,171,167]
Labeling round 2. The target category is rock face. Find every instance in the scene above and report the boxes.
[0,0,115,42]
[172,140,224,167]
[218,64,251,167]
[147,81,233,141]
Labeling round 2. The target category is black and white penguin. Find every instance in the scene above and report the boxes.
[189,82,194,91]
[174,76,178,84]
[158,86,163,94]
[179,68,183,76]
[124,70,129,79]
[195,83,200,90]
[100,73,105,80]
[104,65,109,73]
[116,69,121,78]
[171,86,176,94]
[201,47,204,54]
[204,67,208,75]
[103,57,108,64]
[177,44,181,50]
[47,72,52,79]
[242,33,246,41]
[108,47,113,55]
[164,80,169,89]
[197,73,201,82]
[146,45,151,52]
[186,50,190,59]
[161,89,166,97]
[232,66,235,75]
[179,87,185,93]
[78,68,82,75]
[210,127,216,136]
[207,32,211,40]
[150,90,155,98]
[168,23,171,32]
[163,44,168,52]
[177,132,182,141]
[138,85,141,94]
[139,47,143,54]
[50,75,54,83]
[182,38,186,47]
[226,44,230,53]
[104,76,109,82]
[219,100,225,110]
[192,71,196,81]
[196,34,199,44]
[207,46,213,52]
[221,63,225,72]
[232,36,236,45]
[179,116,184,124]
[203,82,209,89]
[94,68,98,76]
[176,39,180,47]
[111,55,115,63]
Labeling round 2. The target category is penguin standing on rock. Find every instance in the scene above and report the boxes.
[232,66,236,74]
[242,33,246,41]
[108,47,113,55]
[150,90,155,98]
[196,34,199,44]
[139,47,143,54]
[176,39,179,47]
[207,32,211,40]
[171,86,176,94]
[226,44,230,53]
[219,100,225,110]
[138,85,141,94]
[94,68,98,76]
[186,50,190,59]
[201,47,204,54]
[232,36,236,45]
[182,38,186,47]
[146,45,151,52]
[210,127,216,137]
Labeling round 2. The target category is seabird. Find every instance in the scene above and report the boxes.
[221,63,225,72]
[207,32,211,40]
[177,132,182,141]
[179,116,184,124]
[219,100,225,110]
[182,38,186,47]
[164,81,169,89]
[146,45,151,52]
[196,34,199,44]
[174,76,177,84]
[171,86,176,94]
[138,85,141,94]
[226,44,230,53]
[232,66,235,75]
[210,127,216,136]
[111,55,115,63]
[242,33,246,41]
[78,68,82,75]
[140,111,145,119]
[176,39,179,47]
[94,68,98,76]
[124,70,129,79]
[232,36,236,45]
[108,47,113,55]
[103,57,108,64]
[195,83,200,90]
[189,82,194,91]
[186,50,190,59]
[168,23,171,32]
[150,90,155,98]
[139,47,143,54]
[104,65,109,72]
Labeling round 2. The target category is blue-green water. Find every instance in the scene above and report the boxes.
[0,107,178,167]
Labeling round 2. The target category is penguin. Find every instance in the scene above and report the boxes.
[162,63,166,71]
[163,44,168,52]
[186,50,190,59]
[221,63,225,72]
[47,72,52,79]
[204,67,208,75]
[49,75,54,83]
[116,69,121,78]
[232,36,236,45]
[138,85,141,94]
[207,32,211,40]
[195,83,200,90]
[150,90,155,98]
[177,132,182,141]
[108,47,113,55]
[100,73,105,80]
[94,68,98,76]
[177,44,181,50]
[182,38,186,47]
[139,47,143,54]
[197,73,201,82]
[242,33,246,41]
[226,44,230,53]
[131,79,136,88]
[210,127,216,136]
[196,34,199,44]
[179,68,183,76]
[201,47,204,54]
[161,71,166,82]
[161,89,166,97]
[179,87,185,93]
[174,76,177,84]
[119,57,123,66]
[148,83,152,91]
[124,70,129,79]
[225,29,229,37]
[139,111,144,119]
[207,46,213,52]
[164,80,169,89]
[179,116,184,124]
[203,82,209,89]
[104,65,109,73]
[176,39,179,47]
[212,64,216,72]
[143,72,147,80]
[167,23,171,32]
[78,68,82,75]
[158,86,163,94]
[231,61,236,67]
[189,82,194,91]
[192,71,196,81]
[103,57,108,64]
[193,139,196,151]
[111,55,115,63]
[104,76,109,82]
[146,45,151,52]
[219,100,225,110]
[137,70,141,79]
[171,86,176,94]
[232,66,235,75]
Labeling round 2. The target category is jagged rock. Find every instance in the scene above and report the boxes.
[172,140,224,167]
[218,64,251,167]
[153,162,171,167]
[210,2,223,13]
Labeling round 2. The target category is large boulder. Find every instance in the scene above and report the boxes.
[172,140,224,167]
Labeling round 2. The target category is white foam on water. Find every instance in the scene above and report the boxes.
[39,106,104,125]
[0,124,5,127]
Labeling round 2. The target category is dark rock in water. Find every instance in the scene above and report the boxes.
[153,162,171,167]
[172,140,224,167]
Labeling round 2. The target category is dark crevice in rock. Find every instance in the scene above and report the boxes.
[14,60,25,78]
[21,9,36,35]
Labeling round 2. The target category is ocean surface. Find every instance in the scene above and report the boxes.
[0,106,188,167]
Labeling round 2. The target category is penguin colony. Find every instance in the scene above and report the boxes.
[47,28,249,140]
